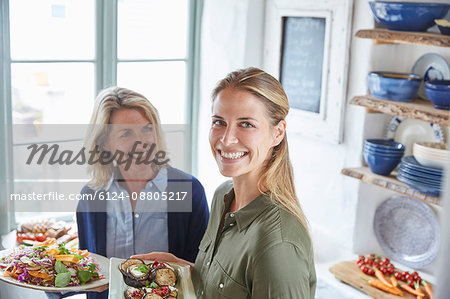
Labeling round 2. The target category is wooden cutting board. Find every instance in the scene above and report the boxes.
[329,261,430,299]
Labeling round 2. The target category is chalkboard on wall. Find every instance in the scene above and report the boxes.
[280,17,326,114]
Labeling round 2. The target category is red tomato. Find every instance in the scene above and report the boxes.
[368,269,375,276]
[394,272,402,280]
[16,235,24,243]
[35,234,46,242]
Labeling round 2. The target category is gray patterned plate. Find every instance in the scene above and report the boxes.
[411,53,450,100]
[385,116,444,157]
[374,195,440,269]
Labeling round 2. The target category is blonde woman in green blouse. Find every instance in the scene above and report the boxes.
[133,67,316,298]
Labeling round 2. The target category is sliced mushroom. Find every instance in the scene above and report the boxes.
[128,264,150,281]
[153,268,177,287]
[124,275,147,288]
[119,258,145,276]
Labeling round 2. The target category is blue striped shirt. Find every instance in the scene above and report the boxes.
[105,168,169,258]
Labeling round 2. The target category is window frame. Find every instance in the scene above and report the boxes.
[0,0,201,232]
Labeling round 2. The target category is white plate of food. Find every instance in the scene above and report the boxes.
[385,116,444,157]
[109,257,195,299]
[411,53,450,100]
[0,240,109,292]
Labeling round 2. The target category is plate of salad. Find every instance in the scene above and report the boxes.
[0,238,109,292]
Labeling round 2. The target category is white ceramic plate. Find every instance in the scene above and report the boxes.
[386,116,445,156]
[414,156,448,169]
[374,195,440,269]
[108,257,196,299]
[411,53,450,100]
[414,142,449,157]
[0,250,109,292]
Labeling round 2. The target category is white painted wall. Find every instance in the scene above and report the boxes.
[196,0,450,289]
[197,0,265,202]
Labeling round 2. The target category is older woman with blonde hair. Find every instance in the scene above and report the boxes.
[134,68,316,298]
[75,87,209,299]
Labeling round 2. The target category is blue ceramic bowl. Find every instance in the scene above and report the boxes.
[365,139,406,151]
[364,148,405,157]
[368,72,421,102]
[438,24,450,35]
[436,19,450,35]
[426,79,450,90]
[364,150,403,176]
[425,80,450,110]
[369,2,450,32]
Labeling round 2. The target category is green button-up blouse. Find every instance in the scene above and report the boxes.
[192,181,316,298]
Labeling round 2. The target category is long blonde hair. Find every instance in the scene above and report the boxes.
[85,87,167,190]
[212,67,309,236]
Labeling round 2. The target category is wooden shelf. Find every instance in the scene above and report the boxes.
[356,29,450,48]
[341,167,440,206]
[350,95,449,126]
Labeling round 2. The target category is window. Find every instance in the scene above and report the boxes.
[0,0,200,230]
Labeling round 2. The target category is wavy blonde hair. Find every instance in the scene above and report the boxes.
[212,67,309,236]
[85,87,167,190]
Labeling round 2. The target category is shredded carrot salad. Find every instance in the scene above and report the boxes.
[0,238,103,287]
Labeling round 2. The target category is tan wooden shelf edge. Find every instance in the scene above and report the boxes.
[356,29,450,48]
[350,96,450,126]
[341,167,441,206]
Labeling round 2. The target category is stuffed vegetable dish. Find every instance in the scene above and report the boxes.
[120,259,178,299]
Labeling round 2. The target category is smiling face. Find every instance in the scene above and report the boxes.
[106,108,156,179]
[209,87,285,182]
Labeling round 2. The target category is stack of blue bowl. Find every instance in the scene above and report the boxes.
[398,156,443,197]
[364,139,405,176]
